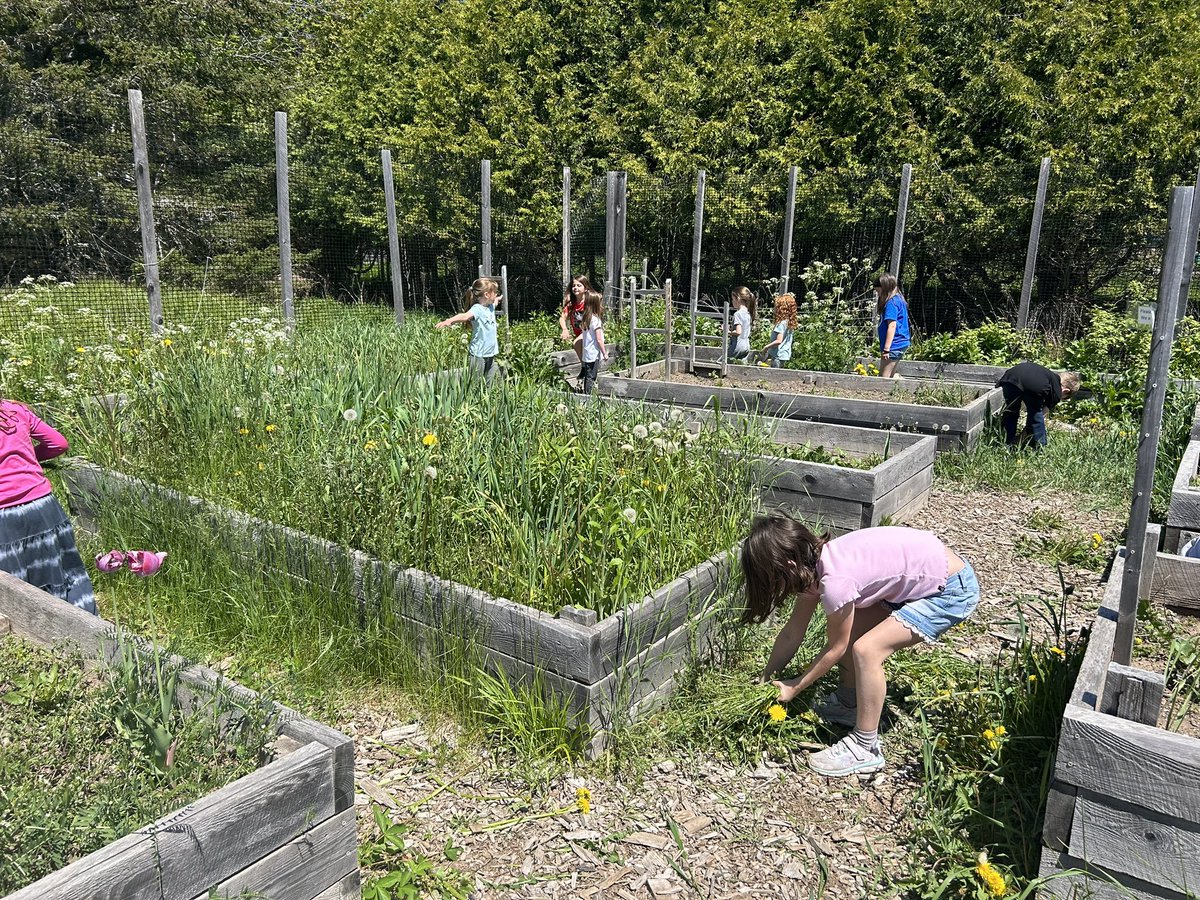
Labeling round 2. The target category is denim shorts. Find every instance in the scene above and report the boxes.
[886,562,980,643]
[883,348,906,361]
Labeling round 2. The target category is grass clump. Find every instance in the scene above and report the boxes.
[0,635,271,894]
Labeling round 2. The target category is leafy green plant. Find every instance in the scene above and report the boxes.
[360,805,470,900]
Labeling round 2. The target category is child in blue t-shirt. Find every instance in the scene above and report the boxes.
[436,277,501,382]
[874,273,910,378]
[761,293,797,367]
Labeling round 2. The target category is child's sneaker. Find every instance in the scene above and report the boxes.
[812,690,859,727]
[808,735,885,777]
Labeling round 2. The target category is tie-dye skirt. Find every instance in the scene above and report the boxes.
[0,493,97,614]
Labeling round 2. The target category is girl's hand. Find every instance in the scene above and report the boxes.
[435,320,450,329]
[560,330,572,343]
[772,679,801,704]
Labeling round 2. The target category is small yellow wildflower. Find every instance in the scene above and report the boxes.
[868,364,879,375]
[1049,646,1066,659]
[265,424,277,433]
[75,346,86,353]
[576,786,592,815]
[1028,674,1037,683]
[238,427,250,435]
[767,704,787,723]
[1090,532,1103,548]
[161,338,173,347]
[257,462,265,471]
[365,440,379,451]
[657,483,666,493]
[234,470,244,477]
[975,852,1007,897]
[642,478,650,487]
[422,432,438,447]
[854,364,867,376]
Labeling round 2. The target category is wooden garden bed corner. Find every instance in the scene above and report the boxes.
[1165,437,1200,553]
[1039,535,1200,899]
[0,572,360,900]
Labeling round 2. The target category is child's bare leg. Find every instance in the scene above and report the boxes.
[573,334,584,362]
[850,617,924,732]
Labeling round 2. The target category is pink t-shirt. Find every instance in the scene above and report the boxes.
[817,526,948,615]
[0,401,68,509]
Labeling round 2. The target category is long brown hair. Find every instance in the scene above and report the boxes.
[874,272,899,315]
[772,293,798,330]
[731,286,757,322]
[564,275,594,308]
[582,290,604,330]
[740,515,829,624]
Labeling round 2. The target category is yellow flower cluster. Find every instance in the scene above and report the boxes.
[1090,532,1103,549]
[767,704,787,723]
[364,440,379,451]
[982,725,1008,750]
[161,338,173,348]
[265,424,278,433]
[975,852,1007,896]
[1049,646,1066,659]
[576,786,592,815]
[854,363,868,376]
[422,432,438,447]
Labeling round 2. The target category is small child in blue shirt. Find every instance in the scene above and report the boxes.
[436,277,501,382]
[761,293,797,368]
[874,272,910,378]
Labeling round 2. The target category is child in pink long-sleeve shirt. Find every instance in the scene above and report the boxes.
[0,400,96,613]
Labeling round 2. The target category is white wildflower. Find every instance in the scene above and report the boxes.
[424,465,438,480]
[342,408,358,423]
[621,507,637,524]
[632,424,649,440]
[648,421,663,435]
[619,443,635,452]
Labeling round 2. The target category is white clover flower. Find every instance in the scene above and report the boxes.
[619,442,636,452]
[632,424,649,440]
[621,507,637,524]
[648,421,663,435]
[342,408,358,423]
[424,465,438,480]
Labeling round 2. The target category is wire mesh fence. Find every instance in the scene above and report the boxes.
[3,88,1198,348]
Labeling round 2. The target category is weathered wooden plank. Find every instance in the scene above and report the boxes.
[1042,782,1077,853]
[1151,551,1200,609]
[759,487,866,532]
[9,743,336,900]
[1101,662,1165,726]
[763,455,877,504]
[869,464,934,526]
[1039,849,1188,899]
[310,869,362,900]
[192,806,358,900]
[0,568,111,647]
[1166,441,1200,533]
[1191,401,1200,441]
[1056,705,1200,823]
[1070,558,1122,710]
[869,432,937,497]
[1069,791,1200,892]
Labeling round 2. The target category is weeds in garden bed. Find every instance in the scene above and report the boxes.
[0,635,272,894]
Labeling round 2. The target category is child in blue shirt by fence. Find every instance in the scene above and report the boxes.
[875,273,910,378]
[436,277,501,382]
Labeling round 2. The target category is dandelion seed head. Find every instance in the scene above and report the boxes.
[342,408,358,423]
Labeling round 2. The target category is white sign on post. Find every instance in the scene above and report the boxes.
[1137,304,1156,327]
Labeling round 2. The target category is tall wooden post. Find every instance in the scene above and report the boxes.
[381,149,405,325]
[562,166,571,291]
[780,166,798,294]
[481,159,492,276]
[689,170,706,371]
[1113,185,1196,666]
[274,111,294,326]
[605,171,618,308]
[663,278,673,377]
[629,276,638,375]
[128,89,163,334]
[1180,166,1200,319]
[500,264,511,351]
[617,172,628,289]
[1017,157,1052,329]
[889,163,912,278]
[721,301,730,378]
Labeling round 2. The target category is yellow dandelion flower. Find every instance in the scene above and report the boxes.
[1091,532,1103,548]
[422,432,438,447]
[265,424,277,433]
[75,346,86,353]
[1049,646,1066,659]
[767,704,787,723]
[994,725,1007,737]
[642,478,650,487]
[854,364,867,376]
[1028,674,1037,683]
[975,853,1007,897]
[257,462,265,471]
[983,728,995,741]
[161,338,173,347]
[365,440,379,451]
[868,364,879,375]
[657,483,666,493]
[238,427,250,435]
[576,786,592,815]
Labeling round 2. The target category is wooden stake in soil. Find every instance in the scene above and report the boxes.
[663,278,673,377]
[1113,185,1196,666]
[889,163,912,278]
[1017,156,1051,329]
[689,170,706,371]
[274,111,294,326]
[629,276,638,375]
[605,171,618,310]
[1179,166,1200,319]
[381,148,405,325]
[721,300,730,377]
[562,166,571,292]
[128,89,163,334]
[481,159,492,277]
[780,166,798,295]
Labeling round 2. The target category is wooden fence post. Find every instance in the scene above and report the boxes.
[780,165,798,295]
[616,171,628,293]
[689,170,706,371]
[127,89,163,335]
[481,159,492,277]
[1114,185,1196,665]
[663,278,673,377]
[1180,166,1200,319]
[721,301,730,378]
[605,172,618,309]
[889,163,912,278]
[562,166,571,292]
[381,149,405,325]
[1017,156,1051,329]
[500,264,511,351]
[629,276,638,375]
[274,111,294,327]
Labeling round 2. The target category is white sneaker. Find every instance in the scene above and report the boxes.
[812,690,859,727]
[808,735,885,777]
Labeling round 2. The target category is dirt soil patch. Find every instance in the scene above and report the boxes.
[662,372,979,408]
[343,487,1122,899]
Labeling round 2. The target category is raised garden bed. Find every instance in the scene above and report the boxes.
[1039,535,1200,898]
[1165,437,1200,553]
[62,461,734,757]
[851,356,1200,394]
[0,571,359,900]
[599,398,937,531]
[601,359,1003,451]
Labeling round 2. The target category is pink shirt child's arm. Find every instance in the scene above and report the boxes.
[28,410,68,461]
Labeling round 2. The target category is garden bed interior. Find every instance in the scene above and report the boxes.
[1039,529,1200,899]
[1165,433,1200,553]
[0,572,360,900]
[600,358,1004,451]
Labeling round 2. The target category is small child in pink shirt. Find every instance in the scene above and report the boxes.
[0,400,96,614]
[741,517,979,776]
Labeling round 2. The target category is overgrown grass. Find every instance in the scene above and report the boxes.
[0,634,272,894]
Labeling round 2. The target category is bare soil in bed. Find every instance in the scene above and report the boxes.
[660,372,979,408]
